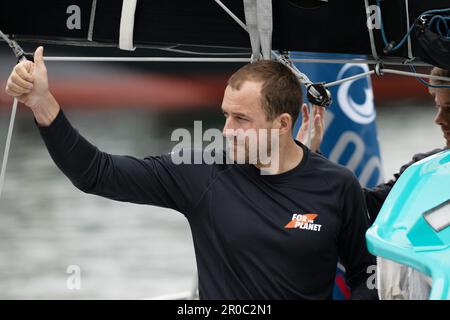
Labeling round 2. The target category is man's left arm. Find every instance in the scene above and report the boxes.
[338,177,378,300]
[363,148,445,222]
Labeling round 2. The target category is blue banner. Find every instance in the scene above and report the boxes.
[292,53,384,299]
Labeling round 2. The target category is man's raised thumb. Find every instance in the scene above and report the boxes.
[34,46,45,66]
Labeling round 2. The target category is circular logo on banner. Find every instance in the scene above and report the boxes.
[336,64,376,124]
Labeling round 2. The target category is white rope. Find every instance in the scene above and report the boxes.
[244,0,261,60]
[257,0,272,60]
[242,0,273,60]
[0,98,18,199]
[42,56,251,62]
[325,68,450,88]
[87,0,97,42]
[274,51,313,85]
[364,0,380,60]
[325,70,375,88]
[119,0,137,51]
[404,0,414,60]
[35,55,435,66]
[382,68,450,81]
[161,47,251,56]
[289,57,431,66]
[325,68,450,89]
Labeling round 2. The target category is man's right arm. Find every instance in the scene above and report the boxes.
[36,107,201,215]
[5,47,205,217]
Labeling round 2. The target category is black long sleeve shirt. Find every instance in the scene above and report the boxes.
[364,148,446,222]
[37,110,377,300]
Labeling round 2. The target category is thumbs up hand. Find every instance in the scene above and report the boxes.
[5,46,59,126]
[5,46,49,109]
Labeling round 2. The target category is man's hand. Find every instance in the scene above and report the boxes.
[296,104,325,152]
[5,46,59,126]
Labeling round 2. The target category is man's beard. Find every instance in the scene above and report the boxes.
[442,128,450,148]
[227,139,266,164]
[225,136,279,171]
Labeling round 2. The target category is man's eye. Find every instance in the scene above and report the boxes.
[437,106,450,113]
[236,117,247,122]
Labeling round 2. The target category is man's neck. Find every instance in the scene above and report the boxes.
[256,139,303,175]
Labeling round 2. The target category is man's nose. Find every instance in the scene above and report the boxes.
[434,109,447,126]
[222,118,235,137]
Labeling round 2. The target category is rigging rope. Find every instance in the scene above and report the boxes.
[0,30,27,198]
[0,98,18,199]
[0,30,29,200]
[376,3,450,53]
[409,65,450,89]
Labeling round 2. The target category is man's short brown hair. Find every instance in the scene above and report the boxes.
[429,67,450,94]
[228,60,302,125]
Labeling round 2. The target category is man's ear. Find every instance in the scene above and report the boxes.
[277,113,292,135]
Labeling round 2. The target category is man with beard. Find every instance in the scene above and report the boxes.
[5,47,377,299]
